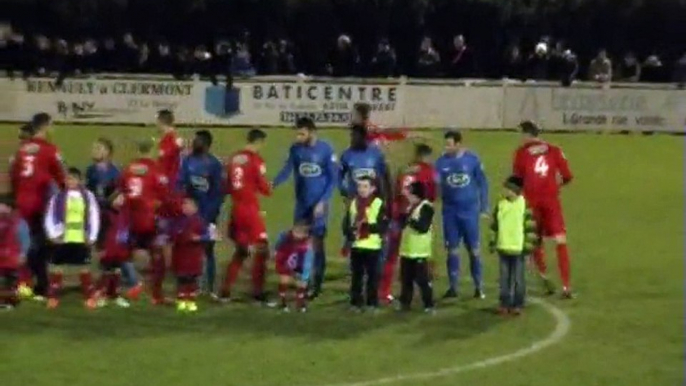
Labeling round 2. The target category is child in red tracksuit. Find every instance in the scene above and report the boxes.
[0,194,31,310]
[95,195,133,308]
[172,197,216,313]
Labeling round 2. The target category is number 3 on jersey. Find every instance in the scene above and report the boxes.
[534,156,549,177]
[20,155,35,177]
[232,167,244,190]
[127,177,143,197]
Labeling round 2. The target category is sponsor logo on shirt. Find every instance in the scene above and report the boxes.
[447,173,470,188]
[298,162,322,177]
[190,175,209,192]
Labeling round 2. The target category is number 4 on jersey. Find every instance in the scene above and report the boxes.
[534,156,549,177]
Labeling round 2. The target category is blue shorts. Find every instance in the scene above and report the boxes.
[442,210,480,251]
[294,203,328,237]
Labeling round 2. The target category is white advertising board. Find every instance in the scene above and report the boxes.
[503,85,686,132]
[1,76,684,132]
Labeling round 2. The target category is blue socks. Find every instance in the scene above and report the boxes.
[120,262,138,288]
[468,252,483,291]
[447,251,460,291]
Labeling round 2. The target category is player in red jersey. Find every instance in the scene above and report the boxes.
[9,113,65,298]
[352,102,409,147]
[119,139,169,304]
[513,121,574,298]
[379,143,437,304]
[219,129,272,303]
[156,109,184,188]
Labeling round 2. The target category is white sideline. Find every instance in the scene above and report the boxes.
[313,297,571,386]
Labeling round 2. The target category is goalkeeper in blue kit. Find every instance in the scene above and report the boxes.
[273,117,337,299]
[177,130,225,293]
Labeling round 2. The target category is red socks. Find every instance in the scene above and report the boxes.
[18,265,32,287]
[151,253,166,301]
[251,250,267,296]
[556,244,571,289]
[177,282,198,301]
[79,271,94,299]
[278,282,287,306]
[296,287,306,309]
[532,247,547,276]
[48,272,63,299]
[221,251,244,297]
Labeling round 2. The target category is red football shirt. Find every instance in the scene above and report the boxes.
[392,161,437,219]
[513,139,573,204]
[365,123,408,147]
[120,157,168,233]
[226,149,271,212]
[10,137,65,220]
[158,130,183,188]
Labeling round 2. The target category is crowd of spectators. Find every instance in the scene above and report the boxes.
[2,25,685,86]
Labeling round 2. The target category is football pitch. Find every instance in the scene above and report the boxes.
[0,125,682,386]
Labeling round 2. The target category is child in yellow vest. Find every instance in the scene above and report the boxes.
[342,176,388,312]
[489,176,538,316]
[44,167,100,309]
[398,181,435,313]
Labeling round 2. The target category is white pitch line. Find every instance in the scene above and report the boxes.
[312,297,571,386]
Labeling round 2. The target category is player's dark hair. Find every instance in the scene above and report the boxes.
[195,130,213,147]
[295,117,316,131]
[247,129,267,143]
[97,137,114,155]
[31,113,52,131]
[294,218,311,228]
[137,138,154,154]
[444,130,462,143]
[357,175,374,185]
[415,143,432,157]
[408,181,426,200]
[504,175,524,194]
[519,120,540,137]
[353,103,371,120]
[19,123,35,139]
[67,167,82,179]
[350,124,368,138]
[157,109,175,126]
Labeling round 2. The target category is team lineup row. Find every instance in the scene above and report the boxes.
[2,106,575,313]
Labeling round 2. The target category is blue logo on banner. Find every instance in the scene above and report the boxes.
[204,85,241,117]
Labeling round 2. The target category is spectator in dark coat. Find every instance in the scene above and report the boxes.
[277,40,296,74]
[416,37,441,78]
[641,55,666,83]
[673,52,686,87]
[328,35,359,77]
[148,41,175,74]
[118,33,139,72]
[259,41,279,75]
[231,42,256,77]
[503,45,524,80]
[370,39,396,77]
[559,50,579,86]
[446,34,476,78]
[99,38,118,72]
[526,42,550,80]
[32,35,53,76]
[615,52,641,82]
[211,41,232,81]
[82,39,99,74]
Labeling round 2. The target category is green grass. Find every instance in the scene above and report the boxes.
[0,125,682,386]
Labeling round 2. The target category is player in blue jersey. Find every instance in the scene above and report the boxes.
[339,124,391,202]
[435,131,489,299]
[273,117,337,299]
[177,130,225,293]
[86,138,141,298]
[339,124,392,266]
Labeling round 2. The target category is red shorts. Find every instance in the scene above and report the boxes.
[530,200,566,237]
[229,213,267,247]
